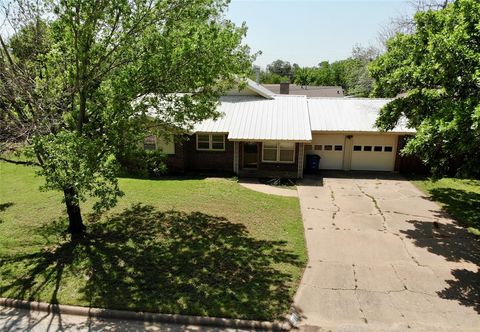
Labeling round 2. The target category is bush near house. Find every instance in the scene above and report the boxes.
[0,162,306,321]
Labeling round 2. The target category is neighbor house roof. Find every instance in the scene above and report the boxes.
[194,95,312,142]
[307,98,414,133]
[262,84,344,97]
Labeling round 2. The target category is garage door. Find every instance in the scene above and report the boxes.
[305,134,345,170]
[351,135,397,171]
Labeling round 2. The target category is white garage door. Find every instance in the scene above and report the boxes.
[351,135,397,171]
[305,134,345,170]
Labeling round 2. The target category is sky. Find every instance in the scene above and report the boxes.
[226,0,415,68]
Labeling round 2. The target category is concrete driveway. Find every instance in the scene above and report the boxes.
[294,174,480,331]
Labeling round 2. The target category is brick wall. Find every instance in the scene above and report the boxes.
[181,135,234,172]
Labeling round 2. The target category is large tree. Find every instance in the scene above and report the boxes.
[0,0,253,238]
[266,59,293,81]
[370,0,480,177]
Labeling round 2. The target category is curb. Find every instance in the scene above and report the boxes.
[0,298,292,331]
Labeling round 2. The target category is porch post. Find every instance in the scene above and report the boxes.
[297,143,304,178]
[233,141,239,174]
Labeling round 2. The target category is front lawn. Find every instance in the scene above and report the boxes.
[410,177,480,233]
[0,162,306,321]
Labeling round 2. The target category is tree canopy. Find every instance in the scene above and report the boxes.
[370,0,480,177]
[256,45,378,97]
[0,0,254,237]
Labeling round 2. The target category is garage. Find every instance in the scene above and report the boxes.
[305,134,345,170]
[350,134,397,171]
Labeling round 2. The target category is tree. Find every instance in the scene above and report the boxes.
[377,0,454,49]
[266,59,293,80]
[370,0,480,177]
[0,0,253,238]
[312,61,332,86]
[345,45,379,97]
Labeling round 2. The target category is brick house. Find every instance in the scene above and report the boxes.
[148,79,416,178]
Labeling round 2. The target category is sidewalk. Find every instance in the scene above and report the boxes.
[0,306,257,332]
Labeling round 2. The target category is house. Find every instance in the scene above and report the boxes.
[262,83,344,97]
[150,79,415,178]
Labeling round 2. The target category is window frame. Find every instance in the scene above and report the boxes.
[196,133,226,151]
[261,142,296,164]
[143,135,157,151]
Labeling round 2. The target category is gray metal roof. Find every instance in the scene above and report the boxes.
[308,98,414,133]
[194,95,312,142]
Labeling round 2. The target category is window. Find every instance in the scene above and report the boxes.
[374,146,382,152]
[384,146,393,152]
[156,136,175,154]
[353,145,362,151]
[324,145,333,151]
[363,146,372,151]
[196,134,225,151]
[212,135,224,150]
[334,145,343,151]
[144,135,157,150]
[262,142,295,163]
[263,142,277,161]
[314,145,322,151]
[304,144,313,151]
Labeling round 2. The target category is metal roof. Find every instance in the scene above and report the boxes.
[194,95,312,142]
[307,98,415,133]
[244,78,276,99]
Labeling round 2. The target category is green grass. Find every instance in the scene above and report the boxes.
[410,177,480,233]
[0,162,307,321]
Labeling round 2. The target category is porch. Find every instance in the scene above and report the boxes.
[233,141,305,179]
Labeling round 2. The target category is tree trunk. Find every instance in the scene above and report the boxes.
[64,187,85,239]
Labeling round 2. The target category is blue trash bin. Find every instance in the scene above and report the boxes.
[306,154,320,172]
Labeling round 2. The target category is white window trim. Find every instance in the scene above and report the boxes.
[196,133,226,151]
[261,142,296,164]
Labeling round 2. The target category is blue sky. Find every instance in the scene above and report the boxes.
[226,0,414,68]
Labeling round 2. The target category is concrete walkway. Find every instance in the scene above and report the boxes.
[238,179,298,197]
[294,175,480,331]
[0,306,255,332]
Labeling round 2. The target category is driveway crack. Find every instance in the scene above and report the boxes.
[328,185,340,227]
[356,184,387,232]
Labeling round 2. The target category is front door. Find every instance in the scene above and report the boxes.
[243,143,258,168]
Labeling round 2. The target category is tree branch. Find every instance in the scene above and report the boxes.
[0,157,40,166]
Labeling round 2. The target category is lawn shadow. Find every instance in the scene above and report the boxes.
[400,220,480,313]
[427,187,480,230]
[0,202,14,224]
[0,204,301,321]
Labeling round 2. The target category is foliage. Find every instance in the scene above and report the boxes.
[118,148,168,178]
[265,59,297,81]
[29,132,122,213]
[371,0,480,177]
[260,45,378,96]
[259,71,289,84]
[0,162,306,320]
[0,0,254,235]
